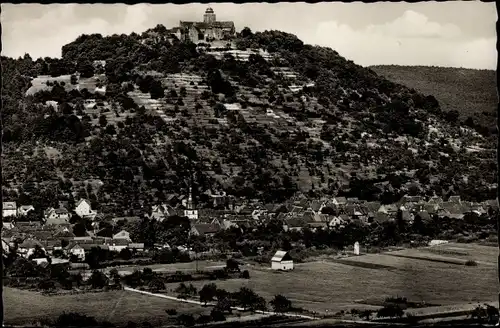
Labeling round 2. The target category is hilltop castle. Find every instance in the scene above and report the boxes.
[178,7,236,43]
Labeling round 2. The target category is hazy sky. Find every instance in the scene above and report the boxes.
[1,2,497,69]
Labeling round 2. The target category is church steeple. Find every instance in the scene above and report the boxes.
[203,6,216,24]
[187,186,194,210]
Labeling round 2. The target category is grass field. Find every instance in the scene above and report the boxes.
[5,243,497,324]
[25,75,104,97]
[160,242,497,314]
[3,287,210,326]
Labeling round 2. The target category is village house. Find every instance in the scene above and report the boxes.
[151,204,175,221]
[190,223,220,237]
[74,199,96,219]
[17,205,35,217]
[108,238,129,252]
[3,202,17,218]
[428,196,444,205]
[18,238,45,258]
[271,250,294,271]
[129,243,145,252]
[3,222,15,230]
[378,204,398,215]
[328,215,346,228]
[66,244,86,261]
[44,207,71,225]
[332,197,347,207]
[179,7,235,43]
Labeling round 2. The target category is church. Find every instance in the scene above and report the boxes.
[179,7,236,43]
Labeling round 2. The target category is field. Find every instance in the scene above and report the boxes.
[369,65,497,128]
[3,287,211,326]
[4,243,497,325]
[25,75,105,96]
[160,242,497,314]
[106,260,227,276]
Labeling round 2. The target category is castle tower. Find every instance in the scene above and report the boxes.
[203,6,216,24]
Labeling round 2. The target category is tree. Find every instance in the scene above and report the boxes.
[119,248,133,260]
[77,60,95,78]
[199,283,217,305]
[148,278,165,292]
[377,304,405,318]
[72,223,87,237]
[99,115,108,127]
[270,294,292,313]
[240,27,253,38]
[109,268,121,285]
[150,80,164,99]
[240,270,250,279]
[226,258,240,272]
[88,270,109,289]
[444,110,460,124]
[236,287,266,312]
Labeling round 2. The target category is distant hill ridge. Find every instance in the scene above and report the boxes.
[370,65,497,133]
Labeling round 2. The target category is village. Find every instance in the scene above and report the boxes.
[2,189,498,268]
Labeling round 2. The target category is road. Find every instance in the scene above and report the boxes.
[124,287,319,320]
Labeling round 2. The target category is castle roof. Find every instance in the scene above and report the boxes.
[180,21,235,30]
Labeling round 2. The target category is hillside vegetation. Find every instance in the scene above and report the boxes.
[1,26,497,216]
[370,65,497,133]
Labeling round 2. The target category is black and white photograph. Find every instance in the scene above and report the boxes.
[1,2,498,327]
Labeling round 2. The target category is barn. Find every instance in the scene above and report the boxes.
[271,250,294,271]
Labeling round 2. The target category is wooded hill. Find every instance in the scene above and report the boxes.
[1,26,496,216]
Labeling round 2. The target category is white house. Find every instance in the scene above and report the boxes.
[75,199,96,219]
[3,202,17,218]
[67,244,86,261]
[108,239,129,252]
[271,250,294,271]
[113,230,132,242]
[151,204,174,221]
[328,216,345,228]
[17,205,35,217]
[45,207,71,225]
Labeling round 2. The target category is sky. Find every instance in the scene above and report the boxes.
[1,2,497,69]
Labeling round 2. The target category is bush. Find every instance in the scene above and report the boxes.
[196,315,212,324]
[377,304,405,318]
[240,270,250,279]
[55,312,99,327]
[465,260,478,266]
[270,294,292,313]
[165,309,177,316]
[177,314,195,327]
[210,309,226,322]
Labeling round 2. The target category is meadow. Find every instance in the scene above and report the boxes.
[4,243,497,325]
[3,287,210,326]
[160,242,497,314]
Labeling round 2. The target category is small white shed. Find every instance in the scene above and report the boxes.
[271,250,294,271]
